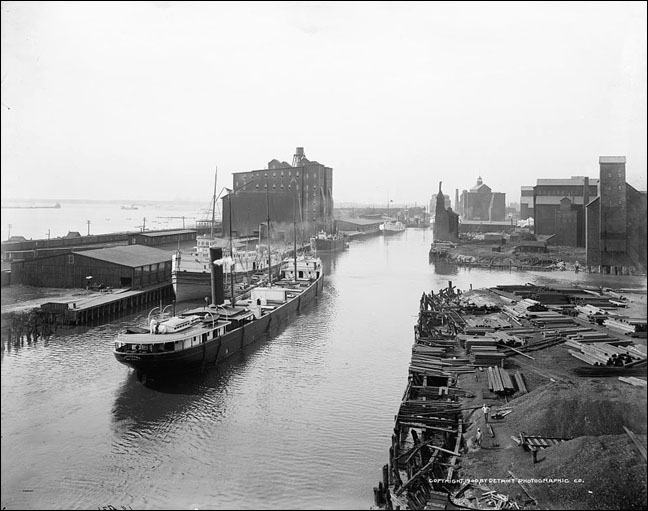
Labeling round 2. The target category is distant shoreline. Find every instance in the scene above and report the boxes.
[1,203,61,209]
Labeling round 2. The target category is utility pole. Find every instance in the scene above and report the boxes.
[7,223,11,240]
[47,229,50,240]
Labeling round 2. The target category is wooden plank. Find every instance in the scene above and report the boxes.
[446,418,463,482]
[395,450,440,496]
[623,426,648,461]
[507,345,535,359]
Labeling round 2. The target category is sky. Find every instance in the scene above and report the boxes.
[1,1,646,208]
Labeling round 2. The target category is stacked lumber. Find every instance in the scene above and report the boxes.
[604,317,645,334]
[411,385,473,400]
[566,340,647,366]
[471,348,506,366]
[501,335,564,356]
[566,331,623,343]
[487,366,516,394]
[412,345,449,356]
[575,304,608,316]
[463,336,500,353]
[514,371,528,393]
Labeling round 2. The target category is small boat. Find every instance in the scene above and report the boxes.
[310,230,348,253]
[114,252,324,382]
[121,204,138,210]
[381,218,406,235]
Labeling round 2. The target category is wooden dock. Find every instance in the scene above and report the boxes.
[42,283,174,325]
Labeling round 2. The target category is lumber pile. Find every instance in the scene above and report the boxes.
[471,348,506,366]
[565,331,624,344]
[487,366,517,394]
[566,339,647,366]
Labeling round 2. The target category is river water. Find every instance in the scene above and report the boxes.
[1,227,646,510]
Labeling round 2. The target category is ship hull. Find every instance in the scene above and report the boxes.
[114,275,324,378]
[312,237,347,252]
[172,264,282,302]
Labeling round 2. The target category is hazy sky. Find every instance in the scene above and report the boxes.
[1,1,646,207]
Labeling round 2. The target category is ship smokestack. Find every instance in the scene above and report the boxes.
[209,247,224,305]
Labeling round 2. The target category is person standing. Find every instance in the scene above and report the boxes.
[475,428,483,447]
[482,403,490,424]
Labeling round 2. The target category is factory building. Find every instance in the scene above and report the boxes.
[223,147,334,239]
[532,176,599,247]
[586,156,647,274]
[459,177,506,221]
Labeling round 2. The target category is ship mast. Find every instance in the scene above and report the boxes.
[211,167,217,238]
[265,177,272,286]
[228,192,235,305]
[293,179,297,280]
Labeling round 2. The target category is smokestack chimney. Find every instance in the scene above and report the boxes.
[209,247,224,306]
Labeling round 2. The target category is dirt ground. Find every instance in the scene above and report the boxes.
[454,340,647,510]
[435,241,591,270]
[0,284,102,315]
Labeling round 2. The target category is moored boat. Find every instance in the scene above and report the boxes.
[114,251,324,382]
[381,219,406,235]
[171,236,282,302]
[310,230,348,253]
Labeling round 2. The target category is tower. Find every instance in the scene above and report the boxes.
[292,147,306,168]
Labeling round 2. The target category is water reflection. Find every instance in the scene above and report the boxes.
[2,227,645,510]
[432,261,460,275]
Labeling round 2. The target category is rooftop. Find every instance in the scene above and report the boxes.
[79,245,171,267]
[599,156,626,164]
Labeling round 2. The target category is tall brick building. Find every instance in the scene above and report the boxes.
[223,148,334,239]
[586,156,647,274]
[530,176,599,247]
[459,177,506,221]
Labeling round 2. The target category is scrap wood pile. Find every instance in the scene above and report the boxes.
[451,484,521,510]
[397,400,462,432]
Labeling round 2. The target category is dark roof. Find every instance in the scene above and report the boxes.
[77,245,171,267]
[137,230,196,238]
[338,217,383,226]
[64,231,82,238]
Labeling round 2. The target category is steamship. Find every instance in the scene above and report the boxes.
[113,249,324,382]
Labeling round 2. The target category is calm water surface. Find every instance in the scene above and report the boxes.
[2,228,646,510]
